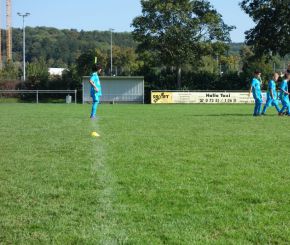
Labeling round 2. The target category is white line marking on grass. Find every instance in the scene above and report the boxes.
[90,121,128,244]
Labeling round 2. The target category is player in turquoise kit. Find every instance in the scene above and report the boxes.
[249,71,263,116]
[261,72,281,115]
[88,64,102,119]
[279,73,290,116]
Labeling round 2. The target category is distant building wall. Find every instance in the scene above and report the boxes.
[82,76,144,104]
[48,68,67,76]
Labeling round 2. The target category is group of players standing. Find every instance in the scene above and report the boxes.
[250,65,290,116]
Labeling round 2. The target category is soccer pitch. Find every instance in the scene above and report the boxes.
[1,104,290,244]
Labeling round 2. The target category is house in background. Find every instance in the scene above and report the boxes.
[48,68,67,77]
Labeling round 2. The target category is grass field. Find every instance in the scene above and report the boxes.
[1,103,290,244]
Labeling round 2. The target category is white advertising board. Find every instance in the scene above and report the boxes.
[151,91,267,104]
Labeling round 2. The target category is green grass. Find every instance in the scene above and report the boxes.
[0,98,21,103]
[1,103,290,244]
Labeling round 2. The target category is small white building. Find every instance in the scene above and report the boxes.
[48,68,67,77]
[82,76,144,104]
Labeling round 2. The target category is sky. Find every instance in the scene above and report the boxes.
[8,0,254,43]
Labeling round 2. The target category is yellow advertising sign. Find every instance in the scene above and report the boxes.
[151,91,258,104]
[151,92,173,104]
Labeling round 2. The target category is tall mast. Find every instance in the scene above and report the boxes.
[6,0,12,62]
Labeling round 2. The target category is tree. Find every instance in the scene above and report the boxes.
[240,0,290,57]
[108,46,141,76]
[239,45,272,88]
[0,61,20,80]
[76,49,109,77]
[26,58,49,89]
[132,0,233,88]
[75,50,96,77]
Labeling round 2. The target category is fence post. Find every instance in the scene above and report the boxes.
[75,90,77,104]
[82,82,84,104]
[36,90,39,104]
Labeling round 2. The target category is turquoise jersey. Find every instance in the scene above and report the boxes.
[251,78,262,99]
[90,72,102,97]
[279,80,288,101]
[267,79,277,100]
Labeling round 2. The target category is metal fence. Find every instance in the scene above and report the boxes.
[0,90,77,103]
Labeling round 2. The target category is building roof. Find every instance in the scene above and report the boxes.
[48,68,67,76]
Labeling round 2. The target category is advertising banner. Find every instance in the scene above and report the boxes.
[151,91,267,104]
[151,92,173,104]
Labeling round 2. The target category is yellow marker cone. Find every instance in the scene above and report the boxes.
[91,131,100,137]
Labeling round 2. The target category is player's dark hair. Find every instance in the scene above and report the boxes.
[254,70,261,75]
[92,64,102,72]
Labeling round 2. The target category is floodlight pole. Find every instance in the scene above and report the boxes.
[17,12,30,81]
[110,28,114,76]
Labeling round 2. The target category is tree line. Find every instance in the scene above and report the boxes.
[0,0,289,100]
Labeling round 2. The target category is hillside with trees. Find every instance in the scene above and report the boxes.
[9,27,248,72]
[11,27,137,67]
